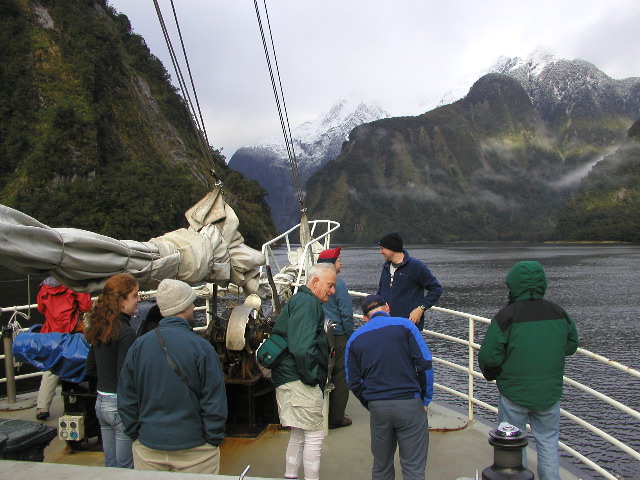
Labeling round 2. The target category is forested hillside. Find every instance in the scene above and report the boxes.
[0,0,276,247]
[306,72,640,243]
[553,119,640,242]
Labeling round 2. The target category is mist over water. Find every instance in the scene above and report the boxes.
[2,243,639,477]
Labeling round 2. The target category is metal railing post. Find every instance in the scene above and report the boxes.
[468,316,475,422]
[2,325,17,404]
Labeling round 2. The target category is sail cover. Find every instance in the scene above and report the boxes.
[0,189,265,294]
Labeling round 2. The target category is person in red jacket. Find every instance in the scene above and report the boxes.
[35,276,93,420]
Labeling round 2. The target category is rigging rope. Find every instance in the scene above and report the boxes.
[253,0,305,210]
[152,0,217,176]
[151,0,305,203]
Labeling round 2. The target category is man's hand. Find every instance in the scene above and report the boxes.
[423,406,429,413]
[409,306,424,324]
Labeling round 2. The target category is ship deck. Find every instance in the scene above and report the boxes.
[0,388,584,479]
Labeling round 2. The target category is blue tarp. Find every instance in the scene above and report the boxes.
[12,325,89,383]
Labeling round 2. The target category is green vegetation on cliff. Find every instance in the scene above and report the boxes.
[553,120,640,242]
[0,0,276,248]
[307,74,569,242]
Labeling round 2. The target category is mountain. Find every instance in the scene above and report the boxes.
[229,100,388,232]
[492,48,640,149]
[230,48,640,238]
[304,65,640,243]
[0,0,276,248]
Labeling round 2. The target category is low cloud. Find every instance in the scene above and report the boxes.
[550,146,618,188]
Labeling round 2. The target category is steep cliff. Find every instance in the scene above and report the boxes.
[0,0,276,247]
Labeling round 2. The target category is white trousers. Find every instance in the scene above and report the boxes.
[284,427,324,480]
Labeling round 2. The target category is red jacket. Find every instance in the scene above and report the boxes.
[37,284,93,334]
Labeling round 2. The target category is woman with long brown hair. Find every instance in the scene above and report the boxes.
[85,273,139,469]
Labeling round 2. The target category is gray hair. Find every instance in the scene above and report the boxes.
[307,263,335,285]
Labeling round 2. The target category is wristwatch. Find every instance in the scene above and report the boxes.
[419,305,427,311]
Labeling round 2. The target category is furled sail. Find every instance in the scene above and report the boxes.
[0,188,265,294]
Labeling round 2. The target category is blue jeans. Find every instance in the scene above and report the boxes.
[96,393,133,468]
[498,394,560,480]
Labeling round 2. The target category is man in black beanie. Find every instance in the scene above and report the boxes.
[377,231,443,331]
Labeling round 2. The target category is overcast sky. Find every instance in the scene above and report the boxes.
[107,0,640,159]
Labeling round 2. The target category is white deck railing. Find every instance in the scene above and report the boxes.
[342,292,638,480]
[421,305,640,480]
[260,219,340,287]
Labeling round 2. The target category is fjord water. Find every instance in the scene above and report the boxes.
[1,243,639,477]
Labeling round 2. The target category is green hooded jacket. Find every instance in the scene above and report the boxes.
[271,285,329,389]
[478,261,579,410]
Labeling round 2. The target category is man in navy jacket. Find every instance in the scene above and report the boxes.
[377,231,443,331]
[346,294,433,480]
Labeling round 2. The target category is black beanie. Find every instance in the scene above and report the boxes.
[379,231,403,252]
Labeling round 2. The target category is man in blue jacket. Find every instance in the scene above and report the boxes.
[346,294,433,480]
[118,279,227,473]
[377,231,443,331]
[317,247,354,429]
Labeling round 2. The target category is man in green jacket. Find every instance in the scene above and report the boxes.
[271,263,336,480]
[478,261,579,480]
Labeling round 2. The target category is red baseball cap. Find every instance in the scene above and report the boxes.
[317,247,341,263]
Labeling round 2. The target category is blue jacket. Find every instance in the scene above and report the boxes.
[377,250,443,330]
[345,311,433,409]
[117,316,227,449]
[322,276,354,337]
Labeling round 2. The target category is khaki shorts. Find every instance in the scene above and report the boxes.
[276,380,324,431]
[132,440,220,473]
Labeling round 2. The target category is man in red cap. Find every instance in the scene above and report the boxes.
[317,247,354,429]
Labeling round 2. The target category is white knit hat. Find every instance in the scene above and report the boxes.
[156,279,197,317]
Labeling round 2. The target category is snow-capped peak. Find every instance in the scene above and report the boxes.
[249,99,389,160]
[396,47,563,117]
[491,46,559,77]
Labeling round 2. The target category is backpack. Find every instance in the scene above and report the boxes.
[256,333,288,369]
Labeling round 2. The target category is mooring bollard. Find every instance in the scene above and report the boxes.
[482,422,534,480]
[2,325,17,404]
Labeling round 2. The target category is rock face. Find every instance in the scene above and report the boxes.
[229,100,388,232]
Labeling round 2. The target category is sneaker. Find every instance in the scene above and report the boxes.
[329,416,352,429]
[35,410,50,420]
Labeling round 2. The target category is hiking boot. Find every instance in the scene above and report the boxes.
[35,410,50,420]
[329,416,352,429]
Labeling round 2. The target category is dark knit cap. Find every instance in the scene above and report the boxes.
[361,294,387,315]
[379,231,403,252]
[317,247,341,264]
